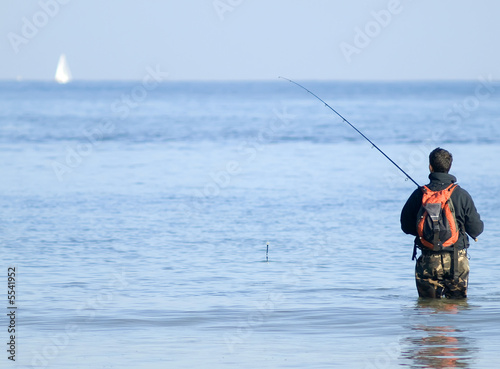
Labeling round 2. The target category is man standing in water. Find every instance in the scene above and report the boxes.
[401,148,484,298]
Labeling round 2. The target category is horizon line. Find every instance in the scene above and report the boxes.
[1,77,497,83]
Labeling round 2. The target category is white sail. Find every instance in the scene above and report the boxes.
[55,54,72,84]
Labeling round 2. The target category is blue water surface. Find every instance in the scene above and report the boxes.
[1,80,499,368]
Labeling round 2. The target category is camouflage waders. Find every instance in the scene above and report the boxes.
[415,249,469,299]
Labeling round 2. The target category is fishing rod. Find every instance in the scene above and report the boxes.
[279,77,420,187]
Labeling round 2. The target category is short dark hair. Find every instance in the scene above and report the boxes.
[429,147,453,173]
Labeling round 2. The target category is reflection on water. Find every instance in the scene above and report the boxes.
[402,299,479,368]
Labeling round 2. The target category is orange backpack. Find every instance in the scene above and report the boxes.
[416,184,459,251]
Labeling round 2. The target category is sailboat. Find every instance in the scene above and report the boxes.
[55,54,72,84]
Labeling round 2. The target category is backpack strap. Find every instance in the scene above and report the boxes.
[412,241,418,261]
[446,184,460,279]
[445,184,460,280]
[432,218,441,251]
[453,246,459,281]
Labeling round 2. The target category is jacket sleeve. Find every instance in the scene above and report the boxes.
[461,189,484,239]
[400,189,422,236]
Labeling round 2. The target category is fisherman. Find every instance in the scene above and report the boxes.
[401,148,483,298]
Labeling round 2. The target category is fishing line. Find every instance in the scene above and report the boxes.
[279,77,420,187]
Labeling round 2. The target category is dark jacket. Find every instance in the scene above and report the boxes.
[401,172,484,250]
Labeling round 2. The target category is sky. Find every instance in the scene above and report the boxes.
[1,0,499,81]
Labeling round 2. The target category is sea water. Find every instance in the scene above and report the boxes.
[1,80,499,368]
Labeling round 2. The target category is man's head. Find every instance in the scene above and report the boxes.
[429,147,453,173]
